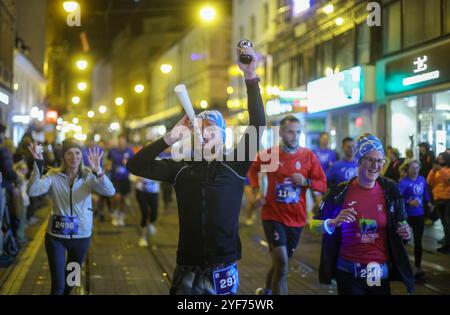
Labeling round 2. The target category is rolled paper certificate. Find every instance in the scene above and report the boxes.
[174,84,203,144]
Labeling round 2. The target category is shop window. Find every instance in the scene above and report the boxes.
[391,96,417,157]
[290,57,298,88]
[445,0,450,34]
[239,25,245,39]
[296,53,304,86]
[383,1,401,54]
[334,29,354,71]
[263,2,269,31]
[303,47,317,82]
[278,60,291,88]
[356,22,370,65]
[316,41,333,78]
[349,108,374,140]
[433,90,450,155]
[403,0,441,48]
[250,15,256,41]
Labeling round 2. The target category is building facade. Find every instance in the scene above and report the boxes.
[11,50,47,146]
[376,0,450,156]
[126,17,232,143]
[0,0,15,127]
[266,0,382,152]
[229,0,277,127]
[251,0,449,157]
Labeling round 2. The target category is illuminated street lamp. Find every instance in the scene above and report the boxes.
[335,17,344,26]
[115,97,124,106]
[87,111,95,118]
[322,4,334,14]
[77,82,87,91]
[200,100,208,109]
[134,84,145,94]
[63,1,78,13]
[325,67,334,76]
[72,96,80,104]
[76,60,88,70]
[293,0,311,16]
[200,6,216,22]
[99,105,107,114]
[160,64,172,74]
[72,117,79,124]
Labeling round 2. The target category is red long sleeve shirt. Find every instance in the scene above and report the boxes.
[248,146,327,227]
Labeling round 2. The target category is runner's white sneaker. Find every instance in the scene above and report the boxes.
[138,238,148,247]
[111,210,119,226]
[118,213,126,226]
[148,224,156,236]
[255,287,272,295]
[244,218,255,226]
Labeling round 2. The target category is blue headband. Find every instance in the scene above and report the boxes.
[355,135,385,162]
[198,110,226,142]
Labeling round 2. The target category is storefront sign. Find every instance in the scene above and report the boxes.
[0,91,9,105]
[307,66,374,113]
[266,91,307,116]
[46,110,59,124]
[383,40,450,96]
[12,115,30,124]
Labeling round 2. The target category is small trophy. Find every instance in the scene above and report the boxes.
[237,39,253,64]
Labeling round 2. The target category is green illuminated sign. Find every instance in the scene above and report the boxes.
[383,40,450,96]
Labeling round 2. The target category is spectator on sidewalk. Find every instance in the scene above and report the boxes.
[427,152,450,254]
[0,124,19,266]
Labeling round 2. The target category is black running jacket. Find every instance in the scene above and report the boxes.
[127,78,265,266]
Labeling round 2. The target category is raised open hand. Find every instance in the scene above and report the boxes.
[28,142,44,160]
[88,146,103,173]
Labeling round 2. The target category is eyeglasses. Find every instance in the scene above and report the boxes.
[361,156,387,166]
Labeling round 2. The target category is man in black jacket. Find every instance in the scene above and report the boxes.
[310,134,414,295]
[127,47,266,295]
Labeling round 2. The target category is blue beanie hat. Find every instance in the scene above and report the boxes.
[198,110,226,142]
[355,134,385,162]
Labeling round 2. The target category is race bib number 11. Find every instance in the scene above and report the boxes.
[276,183,300,204]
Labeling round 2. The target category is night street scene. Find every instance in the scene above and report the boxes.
[0,0,450,305]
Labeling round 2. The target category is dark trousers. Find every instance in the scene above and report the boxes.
[45,234,90,295]
[97,195,111,213]
[161,183,173,208]
[336,270,391,295]
[407,215,425,268]
[135,190,159,227]
[435,199,450,248]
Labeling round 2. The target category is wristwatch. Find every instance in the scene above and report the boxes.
[93,169,105,178]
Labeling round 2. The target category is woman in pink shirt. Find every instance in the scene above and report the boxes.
[311,134,414,295]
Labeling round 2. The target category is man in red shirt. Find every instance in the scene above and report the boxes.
[248,115,327,295]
